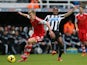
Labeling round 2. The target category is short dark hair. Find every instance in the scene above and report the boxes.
[53,6,58,12]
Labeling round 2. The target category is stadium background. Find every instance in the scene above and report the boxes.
[0,0,87,65]
[0,0,87,55]
[0,12,75,33]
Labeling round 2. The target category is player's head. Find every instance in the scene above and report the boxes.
[28,10,36,18]
[53,7,58,15]
[79,6,84,14]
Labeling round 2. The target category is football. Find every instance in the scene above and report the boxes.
[7,55,16,63]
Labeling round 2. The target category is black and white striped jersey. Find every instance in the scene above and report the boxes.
[44,14,65,31]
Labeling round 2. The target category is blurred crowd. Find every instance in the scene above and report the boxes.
[0,25,30,54]
[0,24,81,55]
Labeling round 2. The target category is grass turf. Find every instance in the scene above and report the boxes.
[0,53,87,65]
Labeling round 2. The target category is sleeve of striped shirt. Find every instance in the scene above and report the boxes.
[44,15,49,21]
[59,14,65,19]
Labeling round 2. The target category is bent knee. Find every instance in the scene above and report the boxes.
[28,38,37,44]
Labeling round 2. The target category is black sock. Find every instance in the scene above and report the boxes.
[58,44,64,58]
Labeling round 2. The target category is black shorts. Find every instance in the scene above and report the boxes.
[46,31,62,41]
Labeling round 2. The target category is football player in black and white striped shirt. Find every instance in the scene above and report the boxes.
[44,7,76,61]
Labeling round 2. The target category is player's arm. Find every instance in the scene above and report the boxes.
[36,17,51,31]
[64,6,76,18]
[18,12,30,18]
[75,18,79,32]
[36,17,55,38]
[45,22,55,38]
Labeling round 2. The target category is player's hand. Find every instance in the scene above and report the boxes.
[49,30,55,39]
[76,28,79,32]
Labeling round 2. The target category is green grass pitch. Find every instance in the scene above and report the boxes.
[0,53,87,65]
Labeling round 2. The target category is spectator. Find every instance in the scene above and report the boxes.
[63,34,71,46]
[63,20,75,53]
[72,1,80,6]
[64,20,75,35]
[23,26,29,39]
[28,27,33,37]
[27,0,40,9]
[0,26,4,54]
[41,36,52,54]
[2,30,9,54]
[14,30,21,54]
[19,26,25,38]
[71,31,81,48]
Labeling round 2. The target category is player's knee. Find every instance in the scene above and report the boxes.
[58,37,63,43]
[49,32,55,39]
[28,38,37,44]
[27,39,31,44]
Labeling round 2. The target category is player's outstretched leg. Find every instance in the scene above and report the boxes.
[18,44,33,62]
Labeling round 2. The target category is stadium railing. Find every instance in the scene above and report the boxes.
[0,3,74,12]
[0,0,17,2]
[0,0,87,12]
